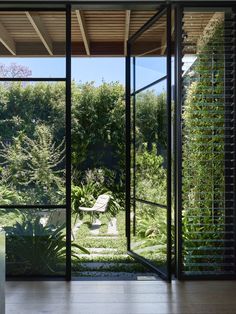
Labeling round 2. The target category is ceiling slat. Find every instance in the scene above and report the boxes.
[25,12,53,56]
[0,21,16,55]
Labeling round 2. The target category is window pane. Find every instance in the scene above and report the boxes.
[0,11,65,77]
[0,81,66,205]
[134,81,167,205]
[131,201,167,271]
[135,57,166,91]
[131,13,167,91]
[1,207,66,276]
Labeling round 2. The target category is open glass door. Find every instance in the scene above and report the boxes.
[126,6,172,281]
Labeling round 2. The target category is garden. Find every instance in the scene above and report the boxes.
[0,71,167,277]
[0,15,231,277]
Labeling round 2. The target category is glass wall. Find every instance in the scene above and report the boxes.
[0,10,67,277]
[180,7,236,277]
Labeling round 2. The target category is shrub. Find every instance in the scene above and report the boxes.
[4,215,88,276]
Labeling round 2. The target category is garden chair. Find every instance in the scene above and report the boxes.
[78,194,111,223]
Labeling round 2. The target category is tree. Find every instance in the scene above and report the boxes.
[71,81,125,189]
[136,90,167,155]
[0,82,65,144]
[0,63,32,78]
[0,124,65,204]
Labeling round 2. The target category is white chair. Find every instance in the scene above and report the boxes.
[79,194,111,223]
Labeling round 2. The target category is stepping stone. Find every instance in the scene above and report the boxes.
[77,253,128,258]
[72,220,83,233]
[76,271,159,280]
[90,219,101,235]
[137,275,158,281]
[88,235,119,239]
[135,244,165,254]
[80,262,140,270]
[86,248,118,253]
[74,219,83,229]
[130,240,146,249]
[107,217,118,235]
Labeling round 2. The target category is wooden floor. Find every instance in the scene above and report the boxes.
[5,280,236,314]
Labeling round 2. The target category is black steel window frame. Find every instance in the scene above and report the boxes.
[126,5,172,282]
[175,3,236,280]
[0,0,235,282]
[0,3,71,281]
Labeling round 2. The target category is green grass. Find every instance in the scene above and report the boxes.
[72,210,152,274]
[1,208,158,275]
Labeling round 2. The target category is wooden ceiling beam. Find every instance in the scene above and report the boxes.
[25,12,53,56]
[0,41,169,57]
[124,10,131,56]
[75,10,90,56]
[0,21,16,55]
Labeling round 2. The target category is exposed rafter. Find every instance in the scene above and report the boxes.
[25,12,53,56]
[124,10,131,56]
[0,21,16,55]
[75,10,90,56]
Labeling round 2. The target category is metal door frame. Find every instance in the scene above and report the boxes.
[125,5,172,282]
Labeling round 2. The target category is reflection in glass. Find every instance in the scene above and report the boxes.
[134,82,167,205]
[131,201,167,271]
[1,207,66,276]
[135,57,166,91]
[131,14,167,91]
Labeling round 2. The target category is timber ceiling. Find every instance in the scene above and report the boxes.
[0,10,215,57]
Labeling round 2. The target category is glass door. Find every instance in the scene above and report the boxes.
[126,6,172,281]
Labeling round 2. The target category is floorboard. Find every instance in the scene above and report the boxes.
[5,280,236,314]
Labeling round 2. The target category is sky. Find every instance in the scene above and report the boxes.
[0,56,173,94]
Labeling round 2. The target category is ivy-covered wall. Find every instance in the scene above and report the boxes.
[182,14,233,274]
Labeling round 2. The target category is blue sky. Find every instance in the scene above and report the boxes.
[0,57,168,92]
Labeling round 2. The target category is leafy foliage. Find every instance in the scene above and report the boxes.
[72,82,125,187]
[72,168,121,221]
[0,69,174,272]
[0,82,65,144]
[136,91,167,154]
[4,215,89,275]
[0,124,65,204]
[135,149,167,204]
[182,19,226,269]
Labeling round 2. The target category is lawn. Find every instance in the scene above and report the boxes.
[72,210,152,276]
